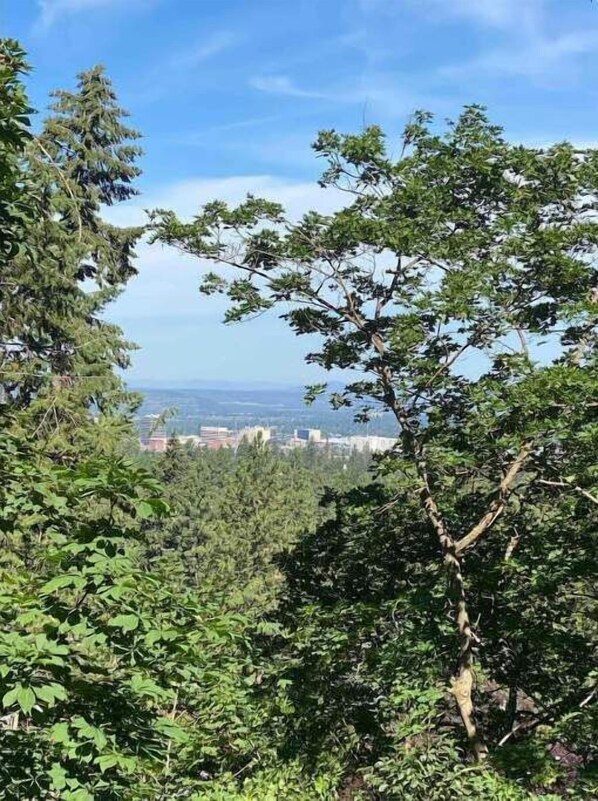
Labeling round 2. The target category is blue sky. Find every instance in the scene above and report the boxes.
[3,0,598,385]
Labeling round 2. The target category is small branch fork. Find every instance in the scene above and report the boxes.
[454,443,534,555]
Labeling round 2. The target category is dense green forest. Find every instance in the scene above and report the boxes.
[0,40,596,799]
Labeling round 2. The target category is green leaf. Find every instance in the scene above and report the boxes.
[40,574,84,595]
[134,500,154,519]
[16,685,36,714]
[2,686,19,709]
[65,789,93,801]
[48,762,68,791]
[50,721,70,744]
[95,754,118,773]
[108,613,139,632]
[34,682,67,706]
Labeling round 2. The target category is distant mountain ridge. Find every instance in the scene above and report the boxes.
[129,378,346,392]
[132,384,394,438]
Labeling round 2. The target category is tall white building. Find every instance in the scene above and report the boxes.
[239,426,272,444]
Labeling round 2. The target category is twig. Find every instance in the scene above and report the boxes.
[537,479,598,506]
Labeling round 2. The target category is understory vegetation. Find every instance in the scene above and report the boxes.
[0,40,596,799]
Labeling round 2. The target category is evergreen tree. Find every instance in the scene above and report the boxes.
[146,441,323,612]
[0,46,269,799]
[3,62,143,454]
[0,40,36,415]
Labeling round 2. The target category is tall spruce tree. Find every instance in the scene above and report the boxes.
[0,40,36,415]
[2,63,142,454]
[0,45,272,799]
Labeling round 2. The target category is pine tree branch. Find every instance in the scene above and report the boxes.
[33,137,83,242]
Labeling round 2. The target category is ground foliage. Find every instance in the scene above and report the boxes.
[144,438,371,611]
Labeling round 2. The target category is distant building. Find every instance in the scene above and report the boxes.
[200,426,231,441]
[327,435,395,454]
[176,435,203,448]
[145,436,168,453]
[239,426,272,444]
[294,428,322,444]
[137,415,167,451]
[198,426,236,449]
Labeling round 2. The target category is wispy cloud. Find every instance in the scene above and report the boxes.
[250,76,328,100]
[37,0,150,29]
[131,30,237,105]
[360,0,541,29]
[249,73,427,118]
[416,0,542,30]
[442,28,598,83]
[170,30,237,70]
[409,0,598,85]
[106,174,344,323]
[170,114,299,146]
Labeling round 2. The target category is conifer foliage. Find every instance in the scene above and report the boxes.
[2,59,142,449]
[0,42,262,800]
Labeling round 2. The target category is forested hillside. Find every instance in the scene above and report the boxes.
[1,39,596,800]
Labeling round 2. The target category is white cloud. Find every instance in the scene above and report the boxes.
[171,114,292,143]
[130,29,236,106]
[249,73,425,118]
[361,0,541,29]
[250,76,328,100]
[170,30,237,70]
[105,174,346,381]
[442,28,598,82]
[106,174,342,226]
[106,175,344,321]
[419,0,598,85]
[416,0,542,30]
[37,0,150,28]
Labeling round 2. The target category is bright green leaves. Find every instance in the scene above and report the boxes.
[108,613,139,632]
[40,574,86,595]
[313,124,389,188]
[2,683,34,713]
[134,497,168,519]
[47,719,136,797]
[1,681,67,714]
[32,682,67,707]
[0,429,275,798]
[128,673,169,701]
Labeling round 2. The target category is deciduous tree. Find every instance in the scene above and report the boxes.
[153,107,598,773]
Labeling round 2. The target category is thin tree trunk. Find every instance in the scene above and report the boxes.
[445,544,488,761]
[505,685,518,736]
[377,366,490,759]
